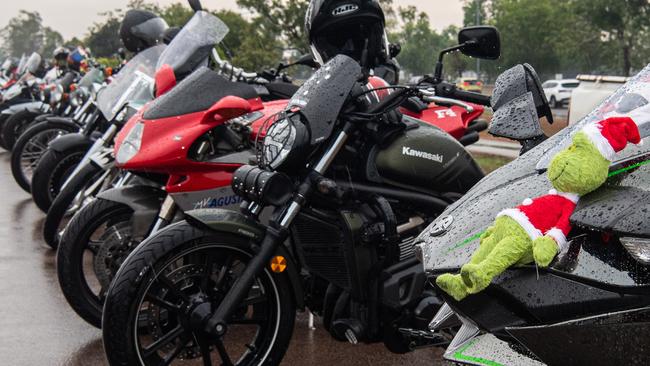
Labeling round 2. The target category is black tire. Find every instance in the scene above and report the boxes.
[31,145,87,213]
[103,221,296,366]
[10,120,78,193]
[3,109,39,150]
[550,96,558,109]
[0,106,13,150]
[44,163,103,249]
[57,198,134,328]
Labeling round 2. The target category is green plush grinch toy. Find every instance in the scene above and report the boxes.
[436,117,642,301]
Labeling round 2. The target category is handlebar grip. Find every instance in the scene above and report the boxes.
[450,89,491,107]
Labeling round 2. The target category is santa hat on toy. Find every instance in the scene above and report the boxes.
[582,116,642,161]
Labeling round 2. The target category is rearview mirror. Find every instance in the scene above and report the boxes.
[294,54,319,69]
[458,26,500,60]
[188,0,203,12]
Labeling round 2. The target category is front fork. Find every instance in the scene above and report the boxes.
[150,195,177,235]
[204,127,352,335]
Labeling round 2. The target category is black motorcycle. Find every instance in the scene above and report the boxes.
[418,62,650,365]
[101,26,500,365]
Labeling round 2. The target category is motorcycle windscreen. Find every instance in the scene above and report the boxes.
[536,64,650,169]
[57,72,77,91]
[25,52,42,75]
[287,54,361,145]
[96,44,164,121]
[77,68,104,88]
[15,54,27,76]
[156,11,228,77]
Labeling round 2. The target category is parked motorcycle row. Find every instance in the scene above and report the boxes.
[1,0,648,365]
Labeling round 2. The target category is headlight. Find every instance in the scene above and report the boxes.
[261,115,309,170]
[116,122,144,164]
[621,237,650,265]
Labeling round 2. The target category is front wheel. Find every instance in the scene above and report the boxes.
[102,221,296,366]
[3,109,40,150]
[10,119,78,193]
[44,163,104,249]
[31,145,87,212]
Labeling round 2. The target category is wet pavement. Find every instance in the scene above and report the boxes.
[0,150,447,365]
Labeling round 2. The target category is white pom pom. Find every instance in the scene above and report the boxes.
[522,198,533,206]
[549,189,558,195]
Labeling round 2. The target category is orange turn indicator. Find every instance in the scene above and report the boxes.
[270,256,287,273]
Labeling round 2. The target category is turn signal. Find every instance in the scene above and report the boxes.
[270,256,287,273]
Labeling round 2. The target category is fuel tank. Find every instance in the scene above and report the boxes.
[370,119,484,195]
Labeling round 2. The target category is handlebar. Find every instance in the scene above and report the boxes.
[211,49,260,83]
[449,88,491,106]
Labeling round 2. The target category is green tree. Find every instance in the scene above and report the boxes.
[85,12,123,58]
[573,0,650,76]
[0,10,63,57]
[463,0,489,27]
[236,0,310,53]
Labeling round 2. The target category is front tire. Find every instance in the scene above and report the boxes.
[31,145,87,213]
[10,120,78,193]
[57,198,134,327]
[3,109,39,150]
[44,163,103,248]
[102,221,296,366]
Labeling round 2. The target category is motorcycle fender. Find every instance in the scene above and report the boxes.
[96,185,166,239]
[6,101,47,114]
[185,208,305,309]
[48,132,93,152]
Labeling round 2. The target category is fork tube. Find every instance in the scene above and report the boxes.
[150,195,176,234]
[205,128,352,335]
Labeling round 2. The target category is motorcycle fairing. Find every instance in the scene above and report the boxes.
[444,333,543,366]
[287,54,361,145]
[505,306,650,366]
[142,67,260,120]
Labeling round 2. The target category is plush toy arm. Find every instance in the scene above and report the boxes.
[532,235,558,267]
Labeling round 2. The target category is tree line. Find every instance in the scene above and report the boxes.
[1,0,649,79]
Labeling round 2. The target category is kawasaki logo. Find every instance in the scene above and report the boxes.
[402,146,444,163]
[332,4,359,16]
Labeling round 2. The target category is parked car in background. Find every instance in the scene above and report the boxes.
[457,77,483,92]
[568,74,629,124]
[542,78,580,108]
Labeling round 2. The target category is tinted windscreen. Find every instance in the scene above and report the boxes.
[288,54,361,145]
[97,44,164,121]
[156,11,228,76]
[537,65,650,169]
[77,68,104,88]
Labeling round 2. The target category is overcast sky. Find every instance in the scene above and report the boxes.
[0,1,464,39]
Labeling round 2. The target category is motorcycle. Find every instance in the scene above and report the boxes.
[100,26,499,365]
[10,67,106,192]
[417,62,650,365]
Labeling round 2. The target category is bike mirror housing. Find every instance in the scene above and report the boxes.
[458,26,500,60]
[154,64,176,97]
[294,54,319,69]
[188,0,203,12]
[204,95,252,123]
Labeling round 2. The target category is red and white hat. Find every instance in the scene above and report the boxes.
[582,116,641,161]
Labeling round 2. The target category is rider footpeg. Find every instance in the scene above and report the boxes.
[331,319,366,344]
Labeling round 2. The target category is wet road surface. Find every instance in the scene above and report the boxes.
[0,151,448,365]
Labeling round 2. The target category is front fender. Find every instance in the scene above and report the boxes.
[48,132,93,152]
[185,208,305,309]
[6,101,47,114]
[96,185,166,239]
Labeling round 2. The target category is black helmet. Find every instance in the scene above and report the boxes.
[119,9,169,53]
[53,47,70,61]
[305,0,388,69]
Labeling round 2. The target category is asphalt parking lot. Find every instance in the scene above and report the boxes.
[0,150,447,365]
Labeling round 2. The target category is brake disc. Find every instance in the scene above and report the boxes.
[93,221,134,289]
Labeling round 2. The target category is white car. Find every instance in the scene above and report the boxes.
[542,79,580,108]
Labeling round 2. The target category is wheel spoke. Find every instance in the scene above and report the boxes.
[194,334,214,366]
[146,293,182,313]
[157,333,192,366]
[215,339,234,366]
[143,324,185,358]
[156,274,190,302]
